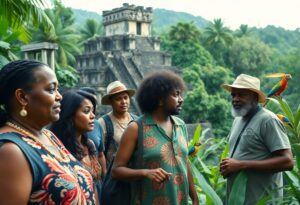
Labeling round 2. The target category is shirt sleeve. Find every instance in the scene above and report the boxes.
[261,117,291,152]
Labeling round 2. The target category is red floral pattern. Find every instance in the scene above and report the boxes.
[173,173,184,185]
[16,131,96,205]
[30,154,95,205]
[144,137,158,149]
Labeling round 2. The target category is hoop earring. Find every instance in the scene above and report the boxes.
[20,106,28,117]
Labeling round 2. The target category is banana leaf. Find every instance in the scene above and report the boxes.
[284,171,300,202]
[191,163,223,205]
[292,143,300,170]
[196,157,212,175]
[221,143,229,160]
[189,124,201,147]
[293,105,300,129]
[275,96,295,124]
[228,171,248,205]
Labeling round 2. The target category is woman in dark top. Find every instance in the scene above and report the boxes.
[51,90,102,205]
[0,60,96,204]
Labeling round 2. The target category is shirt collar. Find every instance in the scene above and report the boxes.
[143,113,184,126]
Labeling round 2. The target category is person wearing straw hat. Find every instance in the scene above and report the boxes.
[219,74,293,205]
[98,81,137,166]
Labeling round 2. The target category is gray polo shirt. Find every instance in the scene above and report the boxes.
[227,107,291,205]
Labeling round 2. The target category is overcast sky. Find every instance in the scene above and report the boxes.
[60,0,300,30]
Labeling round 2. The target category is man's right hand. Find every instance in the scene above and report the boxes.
[144,168,172,183]
[220,157,245,177]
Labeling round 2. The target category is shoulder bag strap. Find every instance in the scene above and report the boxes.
[230,107,261,158]
[130,113,138,120]
[103,114,114,157]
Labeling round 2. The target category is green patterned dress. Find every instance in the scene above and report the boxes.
[131,114,190,205]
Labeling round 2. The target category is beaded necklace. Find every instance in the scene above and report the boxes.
[112,112,131,130]
[6,121,70,163]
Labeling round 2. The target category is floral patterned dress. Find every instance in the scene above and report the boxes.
[80,151,102,201]
[0,130,96,205]
[131,114,190,205]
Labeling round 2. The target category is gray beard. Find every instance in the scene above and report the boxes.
[231,103,253,117]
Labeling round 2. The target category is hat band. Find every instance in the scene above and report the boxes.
[232,82,260,90]
[108,85,127,94]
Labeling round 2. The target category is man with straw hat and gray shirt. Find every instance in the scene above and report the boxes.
[219,74,293,205]
[98,81,137,166]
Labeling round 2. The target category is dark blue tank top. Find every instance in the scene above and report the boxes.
[0,131,96,205]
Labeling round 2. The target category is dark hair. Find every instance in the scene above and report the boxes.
[79,87,97,113]
[0,60,47,126]
[79,87,97,96]
[50,90,97,160]
[136,70,186,113]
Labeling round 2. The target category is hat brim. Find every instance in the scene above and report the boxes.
[221,84,266,103]
[101,89,135,105]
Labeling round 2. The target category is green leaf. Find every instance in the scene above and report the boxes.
[191,163,223,205]
[221,142,229,160]
[0,41,10,49]
[228,171,248,205]
[294,106,300,130]
[256,195,272,205]
[196,158,212,175]
[276,96,295,124]
[189,124,202,147]
[284,171,300,202]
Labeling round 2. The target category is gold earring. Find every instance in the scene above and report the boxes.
[20,106,28,117]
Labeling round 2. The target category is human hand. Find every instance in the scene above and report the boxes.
[144,168,172,183]
[220,158,244,177]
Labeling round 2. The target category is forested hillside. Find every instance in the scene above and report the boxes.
[72,8,300,53]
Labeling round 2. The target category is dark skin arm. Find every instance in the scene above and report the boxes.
[0,142,32,205]
[112,122,172,183]
[187,161,199,205]
[98,151,107,178]
[220,149,294,177]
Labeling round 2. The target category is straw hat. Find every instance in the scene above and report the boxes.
[221,74,266,103]
[101,81,135,105]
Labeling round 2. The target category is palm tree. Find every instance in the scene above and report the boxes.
[0,18,20,66]
[204,18,233,47]
[0,0,53,34]
[237,24,251,37]
[0,0,54,66]
[169,22,201,43]
[80,19,103,42]
[31,7,81,67]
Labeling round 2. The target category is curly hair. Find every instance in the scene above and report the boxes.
[136,70,186,113]
[0,60,47,126]
[50,90,97,160]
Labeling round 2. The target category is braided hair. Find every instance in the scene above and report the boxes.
[0,60,47,126]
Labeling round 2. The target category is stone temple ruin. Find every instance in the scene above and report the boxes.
[75,3,177,114]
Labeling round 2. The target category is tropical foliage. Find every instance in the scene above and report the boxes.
[0,0,52,31]
[188,124,227,204]
[262,96,300,204]
[161,22,213,68]
[79,19,103,42]
[0,18,20,66]
[228,36,272,76]
[0,0,52,66]
[202,18,233,66]
[30,1,81,67]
